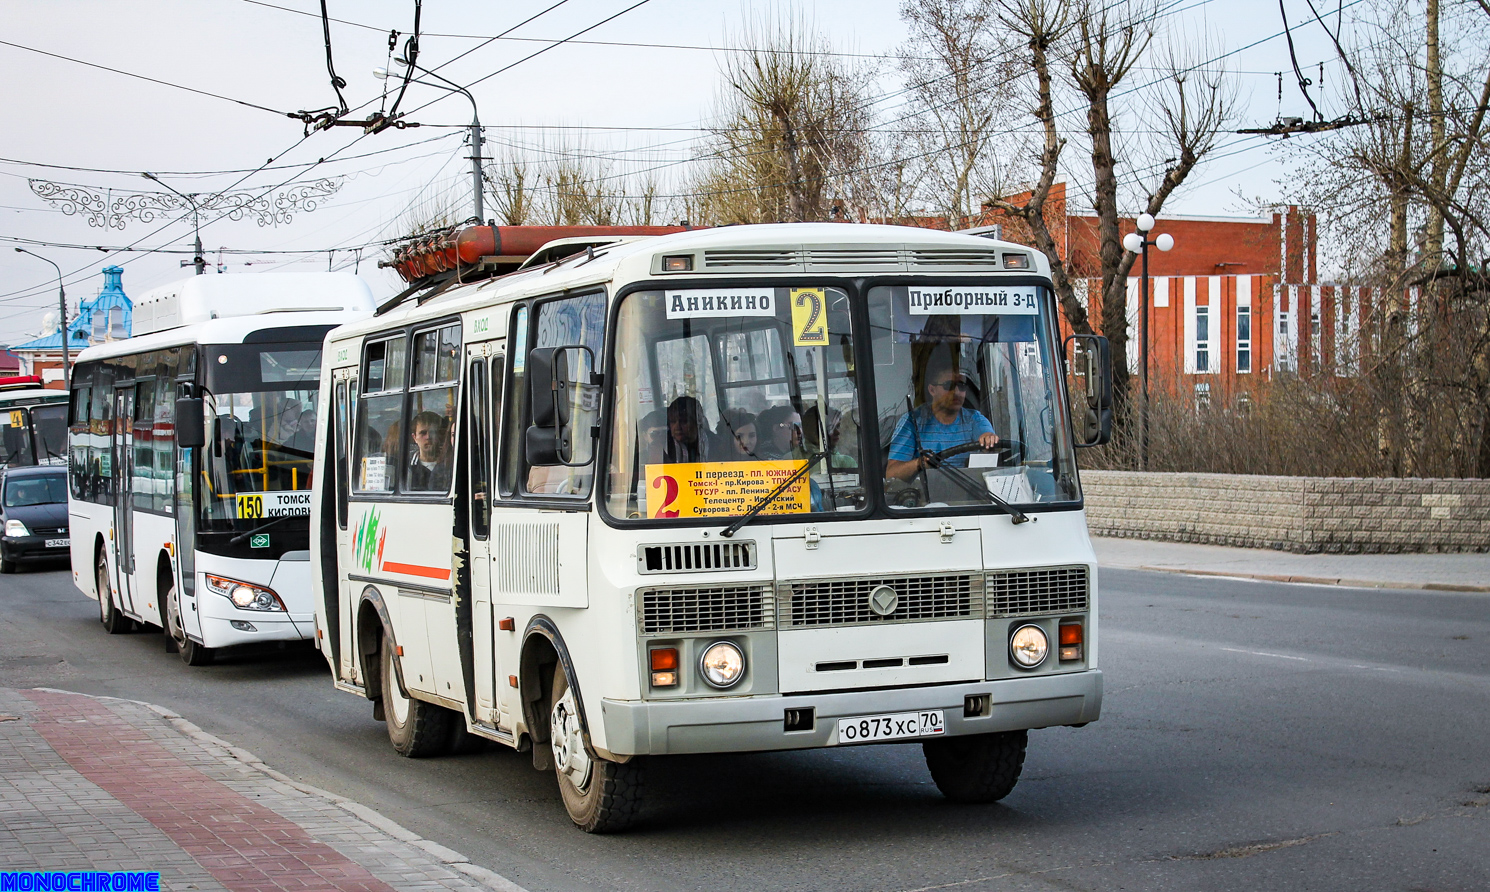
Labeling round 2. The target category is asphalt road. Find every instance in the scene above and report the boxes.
[2,560,1486,892]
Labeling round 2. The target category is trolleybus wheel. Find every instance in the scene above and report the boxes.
[922,730,1027,804]
[380,632,450,757]
[165,585,213,666]
[549,667,642,833]
[96,552,130,635]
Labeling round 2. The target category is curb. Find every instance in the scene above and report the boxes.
[1114,565,1490,593]
[31,688,529,892]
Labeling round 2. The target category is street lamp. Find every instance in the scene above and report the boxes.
[1122,213,1174,471]
[142,172,205,275]
[13,247,70,387]
[376,62,485,223]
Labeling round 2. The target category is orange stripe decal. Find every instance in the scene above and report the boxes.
[381,560,451,581]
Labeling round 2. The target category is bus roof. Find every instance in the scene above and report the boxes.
[132,272,376,337]
[0,387,66,407]
[333,223,1051,342]
[74,308,371,365]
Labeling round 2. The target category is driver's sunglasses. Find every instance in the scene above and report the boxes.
[932,379,971,392]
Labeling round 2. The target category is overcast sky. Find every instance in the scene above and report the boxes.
[1,0,1354,344]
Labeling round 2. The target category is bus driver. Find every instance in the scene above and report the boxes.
[884,357,999,481]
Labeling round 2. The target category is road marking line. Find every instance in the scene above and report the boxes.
[1220,647,1311,662]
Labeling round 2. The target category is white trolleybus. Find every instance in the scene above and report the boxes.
[311,222,1114,832]
[69,273,373,664]
[1,375,69,468]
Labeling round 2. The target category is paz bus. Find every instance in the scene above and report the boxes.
[68,273,373,664]
[1,375,68,468]
[310,222,1113,832]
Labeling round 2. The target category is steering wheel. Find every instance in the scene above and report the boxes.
[925,438,1025,466]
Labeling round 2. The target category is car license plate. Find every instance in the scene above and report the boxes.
[836,709,944,744]
[45,538,70,548]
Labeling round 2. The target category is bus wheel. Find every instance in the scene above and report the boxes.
[922,730,1028,804]
[549,667,642,833]
[96,552,129,635]
[380,634,449,757]
[165,587,213,666]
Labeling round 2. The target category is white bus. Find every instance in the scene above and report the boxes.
[1,376,69,468]
[311,223,1113,832]
[69,274,373,664]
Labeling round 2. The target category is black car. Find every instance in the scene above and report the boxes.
[0,465,70,573]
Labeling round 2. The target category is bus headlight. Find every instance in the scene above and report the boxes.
[4,519,30,538]
[1009,624,1049,668]
[699,641,745,689]
[204,574,286,612]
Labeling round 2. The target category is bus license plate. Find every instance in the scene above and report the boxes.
[836,710,944,744]
[45,538,70,548]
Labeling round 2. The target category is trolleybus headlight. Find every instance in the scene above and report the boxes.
[1009,624,1050,668]
[204,574,286,612]
[699,641,745,689]
[4,519,30,538]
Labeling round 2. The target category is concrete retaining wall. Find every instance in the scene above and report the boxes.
[1082,471,1490,554]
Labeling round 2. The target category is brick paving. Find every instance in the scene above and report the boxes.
[0,688,522,892]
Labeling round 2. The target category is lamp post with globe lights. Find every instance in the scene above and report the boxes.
[1122,214,1174,471]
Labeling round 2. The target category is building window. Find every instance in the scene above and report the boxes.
[1195,305,1210,372]
[1194,381,1211,411]
[108,307,124,338]
[1236,306,1252,373]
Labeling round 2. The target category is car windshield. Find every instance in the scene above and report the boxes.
[198,344,321,533]
[4,474,66,507]
[604,286,865,521]
[867,284,1079,511]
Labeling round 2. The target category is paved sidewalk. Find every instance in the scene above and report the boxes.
[1094,535,1490,592]
[0,687,526,892]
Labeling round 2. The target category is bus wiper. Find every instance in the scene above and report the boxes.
[229,514,293,545]
[720,450,828,539]
[920,451,1030,524]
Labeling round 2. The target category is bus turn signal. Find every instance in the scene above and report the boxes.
[1059,623,1083,661]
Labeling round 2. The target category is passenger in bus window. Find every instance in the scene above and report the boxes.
[756,405,803,461]
[663,396,710,463]
[884,357,999,481]
[406,411,452,491]
[715,409,758,459]
[638,409,668,466]
[803,405,857,470]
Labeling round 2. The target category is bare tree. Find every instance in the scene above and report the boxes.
[689,16,877,225]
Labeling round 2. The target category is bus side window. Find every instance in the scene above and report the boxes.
[69,380,92,500]
[468,359,489,538]
[499,307,529,497]
[404,323,460,495]
[334,380,349,528]
[355,336,406,495]
[522,292,605,497]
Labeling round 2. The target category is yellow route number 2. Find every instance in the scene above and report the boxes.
[236,494,264,519]
[790,288,829,347]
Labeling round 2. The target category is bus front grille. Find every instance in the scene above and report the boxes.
[778,573,980,628]
[986,566,1089,617]
[639,584,774,635]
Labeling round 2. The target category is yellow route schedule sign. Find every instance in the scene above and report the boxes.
[645,460,809,519]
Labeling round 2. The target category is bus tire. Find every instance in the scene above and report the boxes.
[96,552,130,635]
[922,730,1027,804]
[163,582,212,665]
[380,634,449,757]
[549,667,642,833]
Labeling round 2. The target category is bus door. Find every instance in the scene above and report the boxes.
[332,372,358,681]
[110,386,138,615]
[465,351,502,727]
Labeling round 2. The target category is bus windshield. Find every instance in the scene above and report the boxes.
[199,343,321,533]
[604,286,866,521]
[603,281,1080,523]
[868,284,1079,510]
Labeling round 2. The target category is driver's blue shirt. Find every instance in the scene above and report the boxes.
[886,407,995,468]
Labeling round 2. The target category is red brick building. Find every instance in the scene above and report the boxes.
[967,183,1361,408]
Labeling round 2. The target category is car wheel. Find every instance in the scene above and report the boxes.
[96,552,130,634]
[550,666,642,833]
[380,632,449,757]
[922,730,1027,804]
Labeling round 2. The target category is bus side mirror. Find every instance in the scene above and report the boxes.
[525,345,596,467]
[1065,334,1112,447]
[175,398,205,449]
